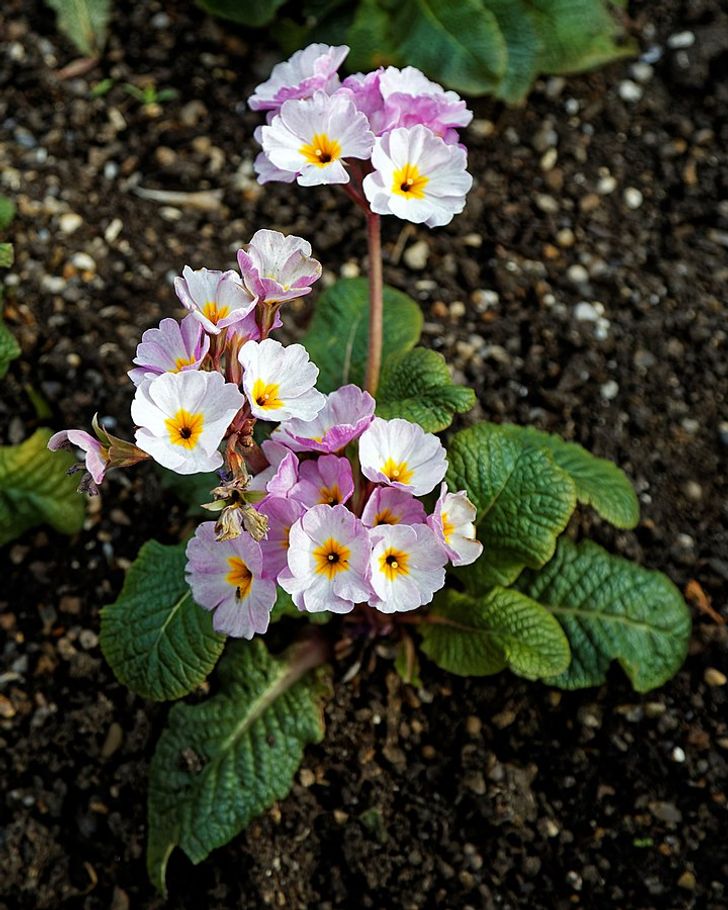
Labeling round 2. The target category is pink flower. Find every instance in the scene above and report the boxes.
[128,315,209,386]
[237,229,321,305]
[174,266,257,335]
[257,495,305,581]
[358,417,447,496]
[379,66,472,144]
[368,523,447,613]
[339,70,389,134]
[363,125,472,228]
[361,486,426,528]
[290,454,354,508]
[428,483,483,567]
[261,91,374,186]
[273,384,375,454]
[248,440,299,498]
[249,43,349,112]
[48,428,109,492]
[279,504,372,614]
[185,521,276,638]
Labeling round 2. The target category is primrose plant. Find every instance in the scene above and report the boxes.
[51,44,691,893]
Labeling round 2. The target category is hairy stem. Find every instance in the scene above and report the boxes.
[364,211,383,396]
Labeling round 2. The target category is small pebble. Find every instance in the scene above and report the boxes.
[104,218,123,244]
[568,264,589,285]
[630,62,654,83]
[299,768,315,787]
[677,870,697,890]
[624,187,644,210]
[536,194,559,214]
[449,301,466,319]
[681,418,699,434]
[71,252,96,272]
[465,715,482,736]
[600,380,619,401]
[59,212,82,234]
[597,175,617,195]
[667,31,695,49]
[540,148,558,171]
[403,240,429,270]
[619,80,643,103]
[556,228,575,247]
[340,261,359,278]
[671,746,686,763]
[574,301,599,322]
[704,667,727,687]
[469,119,494,138]
[683,480,702,501]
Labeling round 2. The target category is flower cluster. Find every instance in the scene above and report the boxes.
[51,227,482,640]
[250,44,474,227]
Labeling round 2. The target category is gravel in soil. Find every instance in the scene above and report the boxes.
[1,1,727,908]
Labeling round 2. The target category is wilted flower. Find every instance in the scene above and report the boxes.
[428,483,483,567]
[237,229,321,305]
[363,125,472,227]
[239,338,325,422]
[48,428,109,492]
[358,417,447,496]
[279,504,372,614]
[248,43,349,112]
[273,384,375,454]
[290,454,354,507]
[261,91,374,186]
[185,521,276,638]
[131,370,244,474]
[128,315,209,386]
[174,266,257,334]
[361,486,427,528]
[368,523,447,613]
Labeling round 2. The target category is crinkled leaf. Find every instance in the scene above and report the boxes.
[446,422,576,591]
[518,538,691,692]
[376,347,475,432]
[45,0,112,56]
[453,546,524,593]
[347,0,399,69]
[147,638,331,894]
[501,424,640,529]
[195,0,287,27]
[419,587,571,679]
[0,428,85,546]
[0,244,13,269]
[484,0,542,102]
[0,295,20,379]
[100,541,225,701]
[301,277,422,394]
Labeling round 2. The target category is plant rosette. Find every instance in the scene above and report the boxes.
[46,44,691,896]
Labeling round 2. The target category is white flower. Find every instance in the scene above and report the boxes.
[174,266,257,335]
[368,523,447,613]
[363,124,472,227]
[428,483,483,567]
[131,370,244,474]
[261,91,374,186]
[239,338,325,422]
[237,229,321,305]
[358,417,447,496]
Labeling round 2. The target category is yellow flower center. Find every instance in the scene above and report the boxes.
[300,132,342,167]
[313,537,350,580]
[380,547,410,581]
[441,512,455,543]
[226,556,253,600]
[381,457,413,486]
[165,408,204,449]
[173,354,197,372]
[202,300,230,324]
[373,508,399,526]
[392,163,429,199]
[252,377,283,411]
[319,484,342,506]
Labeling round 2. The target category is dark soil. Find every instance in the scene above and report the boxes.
[1,1,727,908]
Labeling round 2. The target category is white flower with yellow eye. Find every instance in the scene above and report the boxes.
[174,266,257,335]
[131,371,244,475]
[358,417,447,496]
[239,338,325,422]
[428,482,483,567]
[368,523,447,614]
[363,124,472,227]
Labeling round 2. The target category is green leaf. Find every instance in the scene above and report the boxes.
[518,539,691,692]
[483,0,542,102]
[0,195,15,231]
[419,587,571,679]
[391,0,508,95]
[347,0,399,70]
[100,541,225,701]
[394,638,422,687]
[453,547,525,592]
[301,277,422,393]
[526,0,636,75]
[446,422,576,577]
[195,0,287,26]
[147,638,331,894]
[45,0,112,57]
[376,347,475,432]
[0,295,21,379]
[0,244,13,269]
[501,424,640,529]
[157,466,218,518]
[0,428,85,546]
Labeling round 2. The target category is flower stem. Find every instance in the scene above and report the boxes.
[364,211,383,396]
